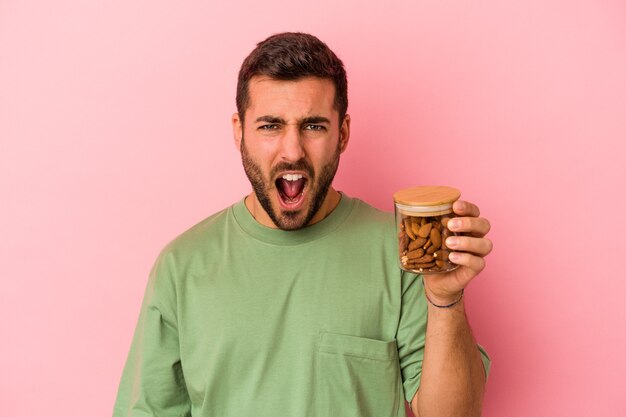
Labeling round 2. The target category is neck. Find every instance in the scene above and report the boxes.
[307,187,342,225]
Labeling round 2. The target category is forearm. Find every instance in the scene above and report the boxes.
[411,298,486,417]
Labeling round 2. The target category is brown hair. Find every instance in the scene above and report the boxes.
[236,32,348,123]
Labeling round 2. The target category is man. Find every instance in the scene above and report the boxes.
[113,32,492,417]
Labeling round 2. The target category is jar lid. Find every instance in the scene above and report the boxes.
[393,186,461,207]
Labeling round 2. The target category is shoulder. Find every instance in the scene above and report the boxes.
[345,197,394,229]
[140,205,236,308]
[157,204,234,264]
[338,196,396,244]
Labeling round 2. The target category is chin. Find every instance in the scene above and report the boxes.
[274,209,309,230]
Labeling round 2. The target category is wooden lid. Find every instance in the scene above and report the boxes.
[393,186,461,206]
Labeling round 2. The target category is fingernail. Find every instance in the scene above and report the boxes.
[446,237,459,248]
[447,219,460,230]
[449,252,460,262]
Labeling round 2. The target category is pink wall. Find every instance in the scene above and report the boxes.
[1,1,624,416]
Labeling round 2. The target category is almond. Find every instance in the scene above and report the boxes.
[399,232,409,254]
[410,217,421,237]
[441,217,450,228]
[441,228,450,250]
[413,254,434,263]
[404,218,416,240]
[429,228,441,250]
[417,223,433,238]
[408,237,427,251]
[406,248,425,260]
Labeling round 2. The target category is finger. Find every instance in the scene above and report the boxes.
[446,236,493,256]
[453,200,480,217]
[449,251,486,277]
[447,216,491,237]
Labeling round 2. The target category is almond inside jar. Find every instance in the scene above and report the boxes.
[398,214,458,273]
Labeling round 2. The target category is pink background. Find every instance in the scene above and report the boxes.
[1,1,625,416]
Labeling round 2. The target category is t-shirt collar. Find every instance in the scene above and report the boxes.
[231,192,354,245]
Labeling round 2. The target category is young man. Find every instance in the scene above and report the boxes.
[113,32,492,417]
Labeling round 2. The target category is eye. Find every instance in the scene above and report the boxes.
[303,124,326,131]
[259,124,280,131]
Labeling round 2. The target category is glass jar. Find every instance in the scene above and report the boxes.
[393,186,461,274]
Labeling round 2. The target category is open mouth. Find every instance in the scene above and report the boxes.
[275,173,307,209]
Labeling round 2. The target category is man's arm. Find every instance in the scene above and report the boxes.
[113,250,192,417]
[410,200,492,417]
[410,299,486,417]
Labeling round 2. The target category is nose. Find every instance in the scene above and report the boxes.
[279,125,305,162]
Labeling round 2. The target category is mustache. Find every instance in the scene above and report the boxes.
[271,160,314,179]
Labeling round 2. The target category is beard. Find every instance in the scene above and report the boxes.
[240,136,341,230]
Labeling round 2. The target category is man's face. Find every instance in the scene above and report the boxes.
[233,76,350,230]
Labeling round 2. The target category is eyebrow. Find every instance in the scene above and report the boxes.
[302,116,331,125]
[254,115,331,125]
[255,115,286,124]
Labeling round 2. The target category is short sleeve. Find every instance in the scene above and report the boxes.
[396,272,428,403]
[396,273,492,403]
[113,250,192,417]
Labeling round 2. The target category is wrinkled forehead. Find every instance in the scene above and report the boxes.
[245,76,338,121]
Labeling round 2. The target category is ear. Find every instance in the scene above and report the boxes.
[232,112,243,151]
[338,114,351,153]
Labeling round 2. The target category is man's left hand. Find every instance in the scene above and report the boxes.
[422,200,492,305]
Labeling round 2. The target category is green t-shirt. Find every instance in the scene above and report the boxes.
[113,195,490,417]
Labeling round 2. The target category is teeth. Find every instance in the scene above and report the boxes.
[281,174,303,181]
